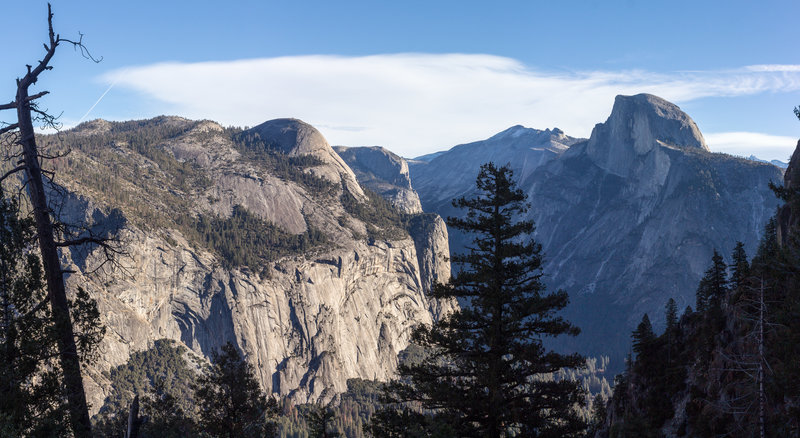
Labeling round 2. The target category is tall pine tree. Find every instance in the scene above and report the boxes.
[695,250,728,313]
[194,342,278,438]
[729,241,750,290]
[384,163,586,437]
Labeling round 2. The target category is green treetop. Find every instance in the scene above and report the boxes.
[384,162,586,437]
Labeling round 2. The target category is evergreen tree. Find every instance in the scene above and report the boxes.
[0,192,65,436]
[383,163,586,437]
[665,298,678,334]
[302,403,340,438]
[195,342,278,438]
[0,191,103,436]
[695,250,728,313]
[139,378,197,437]
[631,314,656,359]
[730,241,750,290]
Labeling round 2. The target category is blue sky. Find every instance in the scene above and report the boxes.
[3,1,800,160]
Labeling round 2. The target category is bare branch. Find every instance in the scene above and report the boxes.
[0,165,27,184]
[0,101,16,111]
[56,235,115,248]
[59,33,103,64]
[26,91,49,102]
[20,296,50,320]
[0,123,19,136]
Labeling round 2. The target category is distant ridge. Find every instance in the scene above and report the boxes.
[747,154,788,169]
[408,93,782,371]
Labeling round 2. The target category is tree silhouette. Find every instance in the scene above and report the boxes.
[382,162,586,437]
[195,342,278,438]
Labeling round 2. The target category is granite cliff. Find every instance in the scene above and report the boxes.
[333,145,423,214]
[410,94,783,368]
[44,117,455,412]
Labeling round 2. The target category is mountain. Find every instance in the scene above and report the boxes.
[596,140,800,437]
[333,145,423,214]
[41,116,456,412]
[748,154,788,169]
[409,94,783,369]
[411,125,584,208]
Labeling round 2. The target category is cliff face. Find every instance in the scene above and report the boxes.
[585,93,707,177]
[410,125,584,210]
[410,94,782,368]
[47,117,454,412]
[334,146,423,214]
[777,139,800,245]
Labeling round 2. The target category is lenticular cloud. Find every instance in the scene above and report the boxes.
[103,54,800,158]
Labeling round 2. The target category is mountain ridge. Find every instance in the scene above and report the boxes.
[408,93,782,371]
[41,116,456,413]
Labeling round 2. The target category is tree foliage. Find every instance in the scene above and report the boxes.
[195,342,279,438]
[602,183,800,435]
[0,190,104,436]
[378,163,586,437]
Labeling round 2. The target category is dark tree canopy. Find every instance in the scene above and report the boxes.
[665,298,679,334]
[695,249,728,313]
[632,314,656,358]
[730,241,750,290]
[0,190,103,436]
[194,342,278,438]
[382,162,586,437]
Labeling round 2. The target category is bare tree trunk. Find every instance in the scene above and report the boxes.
[758,279,765,438]
[0,5,104,435]
[15,85,92,436]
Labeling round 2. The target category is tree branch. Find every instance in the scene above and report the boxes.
[0,123,19,136]
[26,91,50,102]
[0,164,26,184]
[56,236,114,248]
[21,296,51,320]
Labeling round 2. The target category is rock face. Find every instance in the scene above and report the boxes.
[777,139,800,245]
[334,146,423,214]
[49,117,454,412]
[410,125,584,210]
[245,118,366,200]
[410,94,782,369]
[406,214,452,321]
[585,94,707,176]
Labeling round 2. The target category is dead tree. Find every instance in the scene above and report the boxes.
[0,4,103,437]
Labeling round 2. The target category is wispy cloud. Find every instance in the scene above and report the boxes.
[705,132,797,162]
[102,54,800,158]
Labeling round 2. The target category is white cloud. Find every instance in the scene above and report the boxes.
[745,64,800,72]
[102,54,800,158]
[705,132,797,162]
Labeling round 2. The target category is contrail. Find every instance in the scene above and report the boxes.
[77,73,123,124]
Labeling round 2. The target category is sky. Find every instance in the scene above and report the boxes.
[2,1,799,161]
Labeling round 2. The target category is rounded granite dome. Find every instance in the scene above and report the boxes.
[244,118,331,156]
[586,93,708,176]
[609,94,707,151]
[242,118,367,200]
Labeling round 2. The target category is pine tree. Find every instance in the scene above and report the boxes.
[631,314,656,358]
[302,403,341,438]
[139,378,197,437]
[730,241,750,290]
[696,250,728,313]
[665,298,678,333]
[195,342,278,438]
[383,163,586,437]
[0,192,65,435]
